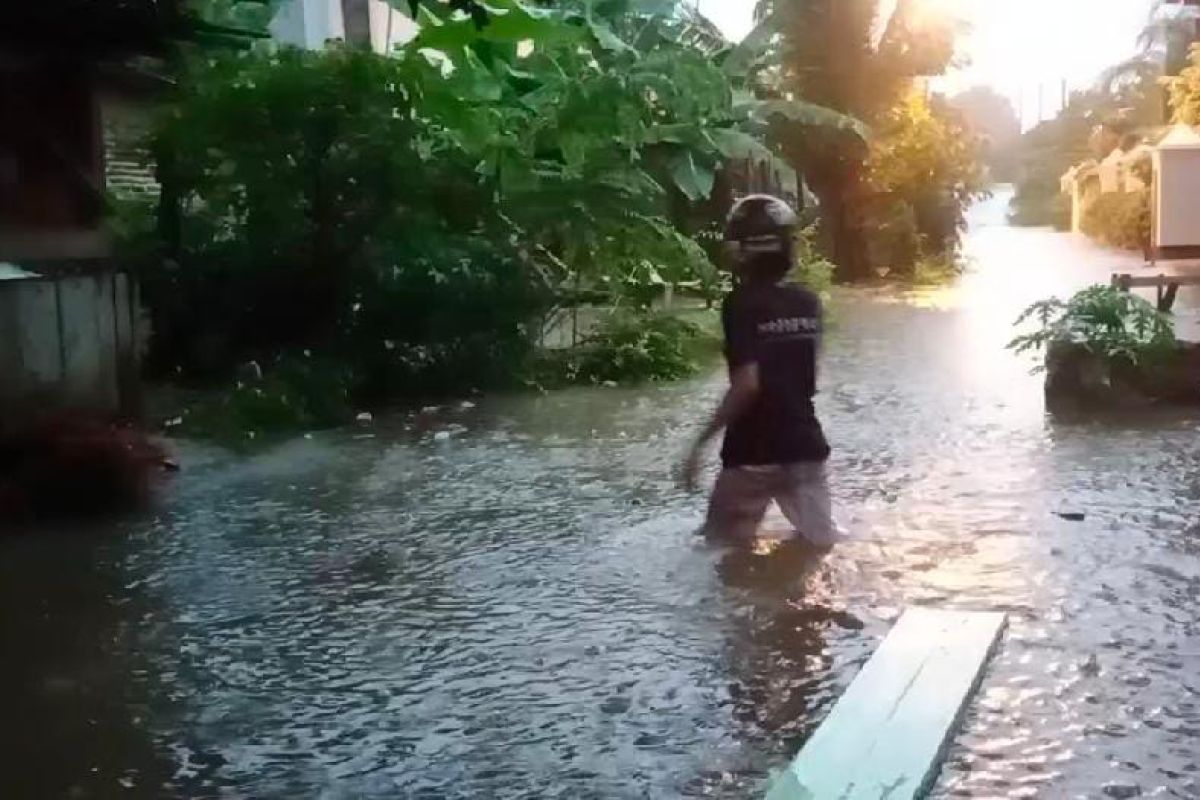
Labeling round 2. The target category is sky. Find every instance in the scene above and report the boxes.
[694,0,1163,126]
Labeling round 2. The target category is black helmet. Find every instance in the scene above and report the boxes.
[723,194,798,259]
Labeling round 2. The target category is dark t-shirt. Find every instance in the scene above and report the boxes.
[720,282,830,468]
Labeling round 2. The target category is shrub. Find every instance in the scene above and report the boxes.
[172,353,356,440]
[789,224,836,299]
[531,310,719,387]
[864,196,921,275]
[1009,284,1176,370]
[911,251,964,285]
[1080,190,1150,252]
[1008,187,1072,230]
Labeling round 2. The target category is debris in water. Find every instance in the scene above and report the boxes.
[356,412,373,426]
[1079,653,1102,677]
[1101,782,1142,799]
[433,431,452,442]
[1055,512,1086,522]
[599,696,631,714]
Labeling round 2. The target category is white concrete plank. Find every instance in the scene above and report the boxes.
[766,608,1006,800]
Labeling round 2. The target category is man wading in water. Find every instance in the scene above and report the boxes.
[680,195,839,549]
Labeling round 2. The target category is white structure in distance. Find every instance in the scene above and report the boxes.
[270,0,419,53]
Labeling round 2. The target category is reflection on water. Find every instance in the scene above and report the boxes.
[5,188,1200,798]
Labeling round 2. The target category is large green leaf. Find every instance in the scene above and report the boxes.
[668,149,715,201]
[721,9,778,79]
[409,0,580,51]
[707,127,773,162]
[746,99,869,140]
[644,123,700,146]
[587,16,635,54]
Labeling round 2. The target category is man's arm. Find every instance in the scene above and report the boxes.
[680,363,760,492]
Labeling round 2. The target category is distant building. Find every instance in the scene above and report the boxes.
[1152,123,1200,259]
[270,0,418,52]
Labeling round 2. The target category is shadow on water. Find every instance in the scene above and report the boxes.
[0,524,175,798]
[5,188,1200,797]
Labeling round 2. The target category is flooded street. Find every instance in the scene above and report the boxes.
[6,189,1200,799]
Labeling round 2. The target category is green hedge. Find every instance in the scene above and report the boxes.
[1080,191,1150,252]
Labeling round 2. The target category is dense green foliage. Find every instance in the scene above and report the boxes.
[1167,43,1200,124]
[1008,186,1072,230]
[947,86,1021,181]
[1009,285,1176,369]
[1080,190,1151,252]
[530,310,718,388]
[119,0,868,434]
[788,224,835,299]
[864,88,988,276]
[750,0,970,281]
[135,4,764,376]
[106,0,987,440]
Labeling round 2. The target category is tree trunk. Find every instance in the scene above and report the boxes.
[809,161,870,283]
[153,142,182,262]
[341,0,372,47]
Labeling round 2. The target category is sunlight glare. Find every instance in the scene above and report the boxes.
[910,0,960,26]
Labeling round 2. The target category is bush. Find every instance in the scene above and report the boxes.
[864,196,921,275]
[911,251,964,285]
[789,224,836,299]
[531,310,719,387]
[864,89,988,272]
[1008,184,1072,230]
[173,353,357,440]
[1080,190,1150,252]
[1009,284,1176,370]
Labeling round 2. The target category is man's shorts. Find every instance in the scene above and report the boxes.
[704,461,840,547]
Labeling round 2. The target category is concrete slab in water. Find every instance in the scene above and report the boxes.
[766,608,1007,800]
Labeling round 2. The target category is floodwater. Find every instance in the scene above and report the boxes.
[6,188,1200,799]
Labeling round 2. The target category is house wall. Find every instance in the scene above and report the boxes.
[101,92,158,201]
[1155,148,1200,249]
[270,0,418,52]
[0,272,139,419]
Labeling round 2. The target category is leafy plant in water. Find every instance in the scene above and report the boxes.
[1008,285,1176,371]
[532,310,719,387]
[787,223,835,299]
